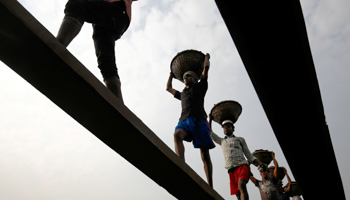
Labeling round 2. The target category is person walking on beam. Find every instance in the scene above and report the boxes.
[57,0,134,104]
[209,116,264,200]
[166,53,215,187]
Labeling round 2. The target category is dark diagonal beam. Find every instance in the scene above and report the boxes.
[0,0,223,199]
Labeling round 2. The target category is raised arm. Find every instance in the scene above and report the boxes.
[271,151,279,179]
[202,53,210,78]
[166,72,177,96]
[283,167,292,192]
[209,114,222,145]
[210,130,223,145]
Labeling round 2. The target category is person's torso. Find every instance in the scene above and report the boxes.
[179,81,207,120]
[258,178,280,200]
[222,137,248,168]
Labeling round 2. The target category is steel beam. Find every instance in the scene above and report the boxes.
[214,0,345,199]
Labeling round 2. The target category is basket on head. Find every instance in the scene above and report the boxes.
[170,49,205,82]
[284,182,302,196]
[210,100,242,125]
[252,149,273,165]
[268,166,285,180]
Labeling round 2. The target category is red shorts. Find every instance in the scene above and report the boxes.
[228,165,251,195]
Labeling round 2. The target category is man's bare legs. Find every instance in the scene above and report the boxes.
[174,129,213,187]
[174,129,187,160]
[104,76,124,104]
[201,148,213,188]
[235,179,249,200]
[56,18,82,47]
[57,19,124,104]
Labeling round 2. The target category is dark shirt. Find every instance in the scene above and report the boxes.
[174,76,208,121]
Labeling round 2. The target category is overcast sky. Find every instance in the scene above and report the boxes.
[0,0,349,199]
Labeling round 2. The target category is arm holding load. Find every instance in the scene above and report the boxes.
[209,114,223,145]
[166,72,177,96]
[283,166,292,192]
[271,151,279,179]
[202,53,210,78]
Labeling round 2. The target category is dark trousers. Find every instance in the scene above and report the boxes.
[64,0,130,79]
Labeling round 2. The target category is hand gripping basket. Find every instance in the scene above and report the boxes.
[170,49,205,82]
[284,182,302,196]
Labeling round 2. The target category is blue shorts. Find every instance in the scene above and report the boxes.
[175,117,215,149]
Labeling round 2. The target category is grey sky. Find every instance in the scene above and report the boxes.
[0,0,349,199]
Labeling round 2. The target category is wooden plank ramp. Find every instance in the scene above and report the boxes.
[0,0,223,199]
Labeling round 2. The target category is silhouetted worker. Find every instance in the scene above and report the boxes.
[250,151,279,200]
[209,117,264,200]
[166,53,215,187]
[57,0,134,104]
[278,167,291,200]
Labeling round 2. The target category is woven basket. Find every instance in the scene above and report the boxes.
[170,49,205,82]
[268,166,285,180]
[284,182,301,196]
[252,149,273,165]
[210,100,242,124]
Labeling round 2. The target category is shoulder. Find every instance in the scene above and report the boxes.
[235,136,245,141]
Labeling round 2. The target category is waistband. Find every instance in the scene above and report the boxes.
[227,163,249,172]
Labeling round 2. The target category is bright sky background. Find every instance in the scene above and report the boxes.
[0,0,349,199]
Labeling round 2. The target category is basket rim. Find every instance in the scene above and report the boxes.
[209,100,243,124]
[210,100,242,111]
[253,149,271,153]
[170,49,205,82]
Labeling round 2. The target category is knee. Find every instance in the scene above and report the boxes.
[174,130,185,142]
[64,0,86,25]
[238,179,247,189]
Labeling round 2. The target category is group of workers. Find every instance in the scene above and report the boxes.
[55,0,301,199]
[166,55,299,200]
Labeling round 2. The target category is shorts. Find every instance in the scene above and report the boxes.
[64,0,129,30]
[175,117,215,149]
[228,165,251,195]
[64,0,130,79]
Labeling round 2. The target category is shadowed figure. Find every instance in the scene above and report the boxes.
[250,152,280,200]
[166,53,215,187]
[209,117,264,200]
[56,0,134,104]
